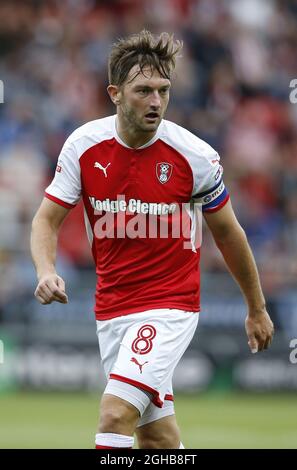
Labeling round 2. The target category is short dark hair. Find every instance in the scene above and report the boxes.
[108,30,183,87]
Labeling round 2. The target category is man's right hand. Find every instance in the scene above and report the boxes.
[34,273,68,305]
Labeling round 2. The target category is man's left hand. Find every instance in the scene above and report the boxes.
[245,309,274,353]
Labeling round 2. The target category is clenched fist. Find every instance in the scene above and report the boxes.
[34,273,68,305]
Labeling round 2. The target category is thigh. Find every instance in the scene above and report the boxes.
[137,382,174,427]
[136,414,180,449]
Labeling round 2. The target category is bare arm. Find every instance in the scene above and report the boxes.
[31,198,70,305]
[204,199,274,353]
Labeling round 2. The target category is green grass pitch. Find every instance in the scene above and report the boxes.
[0,391,296,448]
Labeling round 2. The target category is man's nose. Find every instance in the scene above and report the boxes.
[150,91,161,108]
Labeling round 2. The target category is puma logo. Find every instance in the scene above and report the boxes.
[131,357,148,374]
[94,161,111,178]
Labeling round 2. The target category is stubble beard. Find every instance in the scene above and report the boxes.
[122,104,161,133]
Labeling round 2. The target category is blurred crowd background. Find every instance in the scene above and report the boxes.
[0,0,297,398]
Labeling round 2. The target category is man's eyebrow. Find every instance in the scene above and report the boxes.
[133,85,151,90]
[133,84,171,90]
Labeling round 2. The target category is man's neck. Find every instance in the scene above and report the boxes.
[115,116,157,149]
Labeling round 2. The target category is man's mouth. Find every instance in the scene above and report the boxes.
[144,112,159,120]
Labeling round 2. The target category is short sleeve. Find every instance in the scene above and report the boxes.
[45,139,81,209]
[192,151,229,213]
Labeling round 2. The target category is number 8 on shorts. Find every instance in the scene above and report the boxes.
[131,324,156,355]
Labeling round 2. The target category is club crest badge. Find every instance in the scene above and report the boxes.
[156,162,173,184]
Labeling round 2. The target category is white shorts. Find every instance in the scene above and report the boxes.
[96,308,199,426]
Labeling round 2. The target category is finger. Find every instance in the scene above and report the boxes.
[39,284,55,299]
[264,335,273,350]
[255,336,265,352]
[48,279,68,298]
[35,289,66,304]
[35,287,52,304]
[56,276,66,292]
[256,331,271,351]
[35,293,50,305]
[45,281,68,303]
[248,336,258,354]
[52,287,68,303]
[39,285,65,303]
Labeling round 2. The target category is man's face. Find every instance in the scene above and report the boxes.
[117,65,171,133]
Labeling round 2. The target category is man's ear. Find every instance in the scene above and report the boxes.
[107,85,121,105]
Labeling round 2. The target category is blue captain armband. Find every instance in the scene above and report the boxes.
[193,179,230,213]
